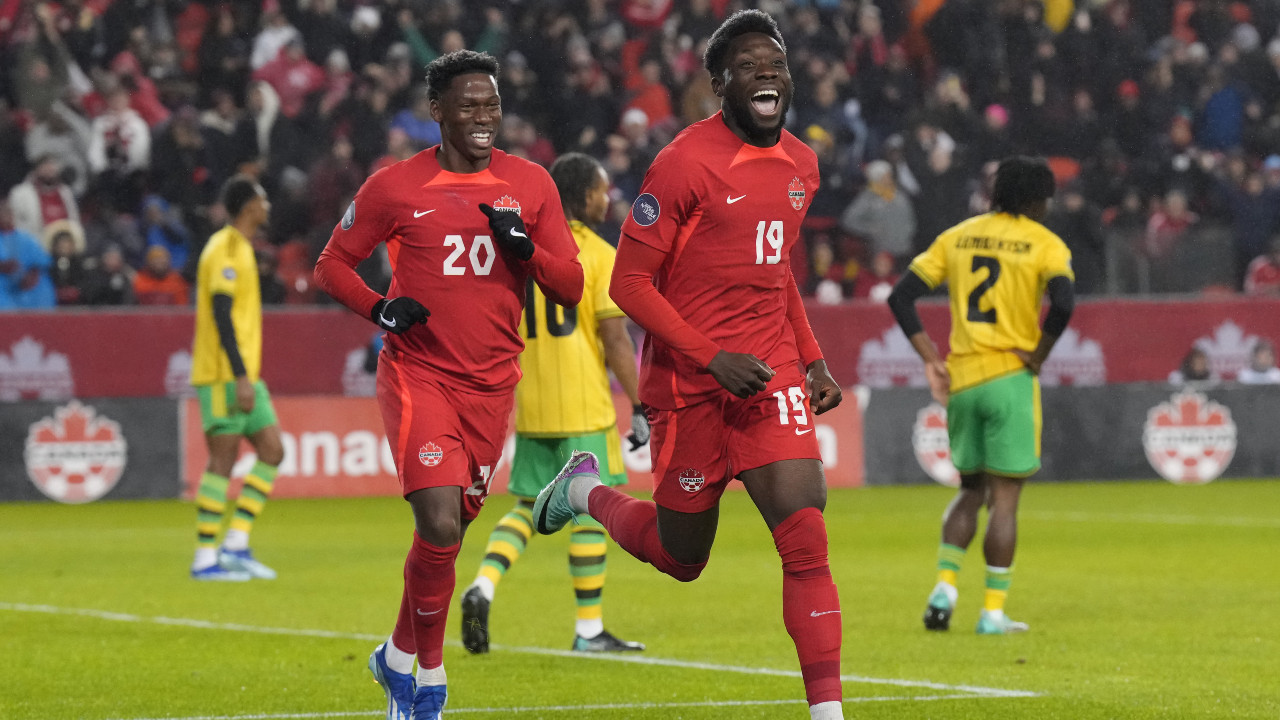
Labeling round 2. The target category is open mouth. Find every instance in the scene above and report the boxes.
[751,89,781,117]
[469,129,494,148]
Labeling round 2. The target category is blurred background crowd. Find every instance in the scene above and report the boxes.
[4,0,1280,311]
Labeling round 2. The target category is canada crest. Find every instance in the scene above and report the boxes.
[912,403,959,486]
[419,441,444,467]
[678,468,705,492]
[787,177,806,211]
[1142,392,1236,485]
[491,195,521,216]
[24,401,128,504]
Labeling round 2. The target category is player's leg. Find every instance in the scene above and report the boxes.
[191,382,249,581]
[220,385,284,579]
[740,459,843,720]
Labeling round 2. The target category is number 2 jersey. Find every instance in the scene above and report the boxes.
[612,111,824,409]
[314,147,583,395]
[908,212,1074,392]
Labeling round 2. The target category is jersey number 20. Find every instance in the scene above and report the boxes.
[443,234,496,276]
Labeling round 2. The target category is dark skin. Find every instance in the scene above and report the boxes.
[654,32,842,564]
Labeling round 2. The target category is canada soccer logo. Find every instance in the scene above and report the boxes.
[1142,392,1236,485]
[419,442,444,467]
[24,401,128,504]
[491,195,521,216]
[787,177,806,211]
[912,403,959,487]
[678,468,705,492]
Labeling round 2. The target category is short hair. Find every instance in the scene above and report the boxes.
[550,153,604,219]
[425,50,500,102]
[864,160,892,184]
[991,156,1056,216]
[703,9,786,75]
[221,175,261,219]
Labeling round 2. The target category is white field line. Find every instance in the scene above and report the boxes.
[1025,511,1280,529]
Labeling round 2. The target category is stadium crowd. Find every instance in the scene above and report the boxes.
[5,0,1280,311]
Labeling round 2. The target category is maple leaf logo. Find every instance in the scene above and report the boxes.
[857,327,926,388]
[1142,391,1236,485]
[1194,321,1257,380]
[0,336,74,401]
[678,468,705,492]
[1040,328,1107,386]
[788,177,806,211]
[912,403,959,486]
[24,401,128,503]
[491,195,521,216]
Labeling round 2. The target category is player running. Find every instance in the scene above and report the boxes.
[314,51,583,720]
[531,11,846,720]
[886,155,1075,635]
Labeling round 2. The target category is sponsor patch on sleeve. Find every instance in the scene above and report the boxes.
[341,201,355,230]
[631,193,660,227]
[222,267,236,281]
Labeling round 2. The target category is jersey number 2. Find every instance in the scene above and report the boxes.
[967,255,1000,324]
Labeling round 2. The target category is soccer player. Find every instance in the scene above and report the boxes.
[189,176,283,582]
[313,51,583,720]
[886,155,1075,635]
[530,12,846,720]
[460,153,647,655]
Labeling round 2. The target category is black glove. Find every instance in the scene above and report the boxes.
[479,203,535,261]
[371,297,430,334]
[625,404,650,450]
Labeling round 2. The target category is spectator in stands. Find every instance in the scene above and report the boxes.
[88,86,151,213]
[250,6,301,71]
[252,37,325,120]
[1046,182,1107,295]
[389,85,441,150]
[912,140,970,256]
[197,3,251,104]
[851,250,901,302]
[8,156,82,243]
[81,244,135,305]
[257,248,287,306]
[1143,188,1198,292]
[133,245,189,306]
[140,196,193,276]
[0,198,57,310]
[200,89,259,192]
[1169,346,1217,386]
[1244,236,1280,297]
[1237,340,1280,384]
[47,223,90,305]
[1213,168,1280,288]
[840,160,916,267]
[25,103,93,197]
[151,107,216,225]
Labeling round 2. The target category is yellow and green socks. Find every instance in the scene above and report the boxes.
[984,565,1014,613]
[569,515,607,639]
[936,542,966,589]
[194,472,231,568]
[224,461,278,551]
[473,501,535,599]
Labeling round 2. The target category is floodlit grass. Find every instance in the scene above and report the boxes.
[2,479,1278,719]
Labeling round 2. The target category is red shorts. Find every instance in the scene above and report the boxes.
[376,355,513,522]
[649,367,822,513]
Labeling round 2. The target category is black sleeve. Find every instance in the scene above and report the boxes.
[212,293,247,378]
[887,270,931,337]
[1042,275,1075,337]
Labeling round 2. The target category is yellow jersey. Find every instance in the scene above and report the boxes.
[515,220,626,435]
[909,212,1073,392]
[190,226,262,385]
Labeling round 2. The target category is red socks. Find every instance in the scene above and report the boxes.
[773,507,843,706]
[587,486,705,582]
[391,532,460,668]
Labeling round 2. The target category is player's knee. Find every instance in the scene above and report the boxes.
[772,507,831,577]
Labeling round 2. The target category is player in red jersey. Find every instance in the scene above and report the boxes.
[531,11,845,720]
[313,50,582,720]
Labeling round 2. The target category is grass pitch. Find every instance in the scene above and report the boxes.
[2,479,1278,719]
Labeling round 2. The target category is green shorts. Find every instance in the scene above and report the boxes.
[947,370,1041,478]
[196,379,279,437]
[507,429,627,499]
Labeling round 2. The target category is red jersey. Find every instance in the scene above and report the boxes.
[613,112,823,408]
[1244,255,1280,296]
[315,148,583,395]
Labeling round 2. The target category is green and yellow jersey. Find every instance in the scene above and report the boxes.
[909,212,1073,393]
[191,226,262,386]
[515,220,625,436]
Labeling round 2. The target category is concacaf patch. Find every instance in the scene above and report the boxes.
[788,177,806,211]
[419,442,443,467]
[222,268,236,281]
[632,193,660,227]
[341,201,355,230]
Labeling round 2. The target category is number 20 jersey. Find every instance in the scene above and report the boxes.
[619,112,820,408]
[320,147,579,395]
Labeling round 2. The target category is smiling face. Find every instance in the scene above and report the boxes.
[712,32,791,146]
[432,73,501,172]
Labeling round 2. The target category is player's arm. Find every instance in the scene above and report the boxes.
[479,192,584,307]
[786,274,841,414]
[887,270,950,405]
[210,293,255,412]
[1013,275,1075,375]
[600,316,648,449]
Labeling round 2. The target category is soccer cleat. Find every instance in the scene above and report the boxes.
[923,583,956,631]
[532,450,598,535]
[460,586,490,654]
[190,564,251,582]
[410,684,447,720]
[976,610,1029,635]
[572,629,646,652]
[368,643,415,720]
[219,547,277,580]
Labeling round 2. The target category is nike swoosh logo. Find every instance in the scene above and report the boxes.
[510,229,527,238]
[414,210,435,218]
[810,610,840,617]
[416,608,442,616]
[726,195,746,204]
[795,428,813,436]
[380,313,397,328]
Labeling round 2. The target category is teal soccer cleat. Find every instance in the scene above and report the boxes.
[976,610,1029,635]
[411,684,447,720]
[923,582,956,631]
[368,643,415,720]
[190,564,250,582]
[532,451,598,535]
[573,629,646,652]
[219,547,277,579]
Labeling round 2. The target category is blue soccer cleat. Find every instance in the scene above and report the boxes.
[532,451,598,535]
[368,643,415,720]
[411,684,447,720]
[219,547,277,580]
[190,564,251,582]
